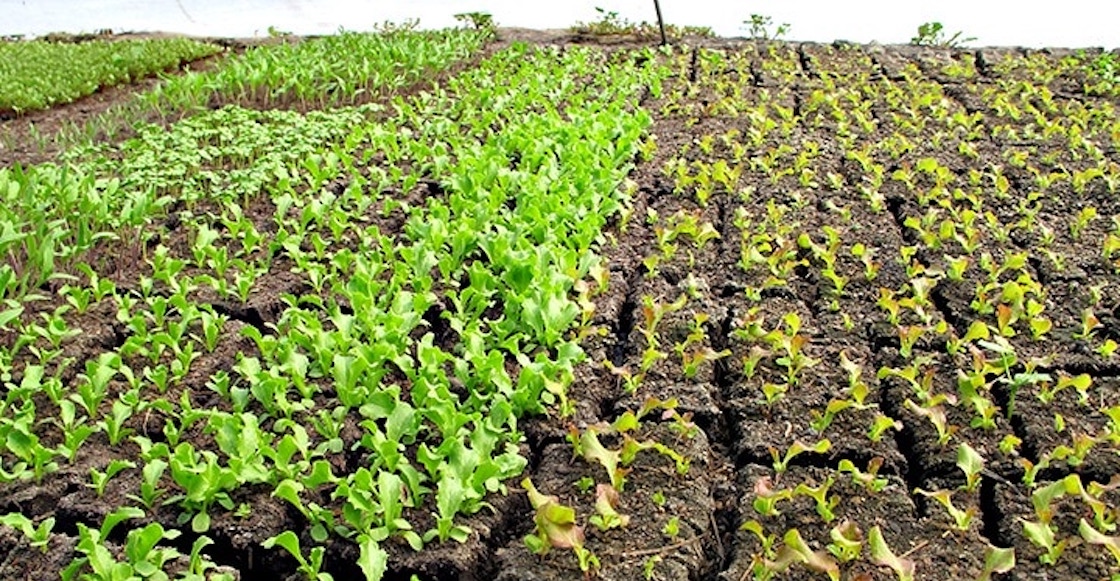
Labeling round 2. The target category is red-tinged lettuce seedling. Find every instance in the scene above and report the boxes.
[522,477,599,575]
[770,312,820,386]
[1030,474,1111,530]
[898,325,924,358]
[957,369,999,430]
[753,476,794,517]
[839,457,889,493]
[1048,432,1098,468]
[1038,373,1092,405]
[904,395,958,446]
[589,484,629,531]
[770,529,840,581]
[570,425,627,490]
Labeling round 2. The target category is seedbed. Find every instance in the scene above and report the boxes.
[1,25,1119,581]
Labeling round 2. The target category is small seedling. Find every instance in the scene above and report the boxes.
[827,520,862,563]
[770,439,832,473]
[868,526,916,581]
[957,442,984,492]
[977,545,1016,581]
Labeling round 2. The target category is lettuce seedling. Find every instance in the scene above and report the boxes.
[868,413,903,443]
[357,534,389,581]
[898,325,924,359]
[753,476,794,517]
[4,409,57,482]
[1079,519,1120,566]
[262,531,333,581]
[662,516,681,539]
[770,439,831,474]
[52,399,96,462]
[1071,206,1098,239]
[571,425,627,490]
[827,520,862,563]
[770,529,840,581]
[810,399,853,434]
[427,467,475,545]
[838,350,870,406]
[770,313,820,386]
[915,488,975,531]
[957,442,984,492]
[62,507,144,581]
[977,545,1015,581]
[794,476,839,522]
[589,483,629,531]
[165,442,239,533]
[96,399,135,446]
[277,478,343,544]
[124,522,183,579]
[126,458,168,511]
[1038,373,1092,405]
[1049,433,1098,468]
[0,512,54,552]
[522,477,598,574]
[904,395,958,446]
[957,370,998,430]
[868,525,915,581]
[87,459,136,498]
[839,457,889,493]
[739,519,777,555]
[1021,519,1066,565]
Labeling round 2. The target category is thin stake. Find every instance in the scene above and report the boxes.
[652,0,668,45]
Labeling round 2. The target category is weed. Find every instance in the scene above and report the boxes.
[911,22,976,48]
[743,14,791,41]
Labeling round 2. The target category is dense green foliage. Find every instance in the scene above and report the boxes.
[140,28,489,113]
[0,38,220,114]
[0,39,666,579]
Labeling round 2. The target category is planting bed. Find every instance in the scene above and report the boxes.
[2,26,1120,581]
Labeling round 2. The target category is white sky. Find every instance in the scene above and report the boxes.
[2,0,1118,48]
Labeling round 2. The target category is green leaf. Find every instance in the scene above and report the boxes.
[124,522,168,565]
[100,506,144,541]
[523,477,584,551]
[1079,519,1120,565]
[956,443,984,486]
[977,545,1015,581]
[575,427,625,489]
[868,525,915,581]
[358,535,389,581]
[263,530,304,564]
[962,321,990,343]
[775,528,840,580]
[305,461,336,488]
[0,513,34,537]
[191,511,211,533]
